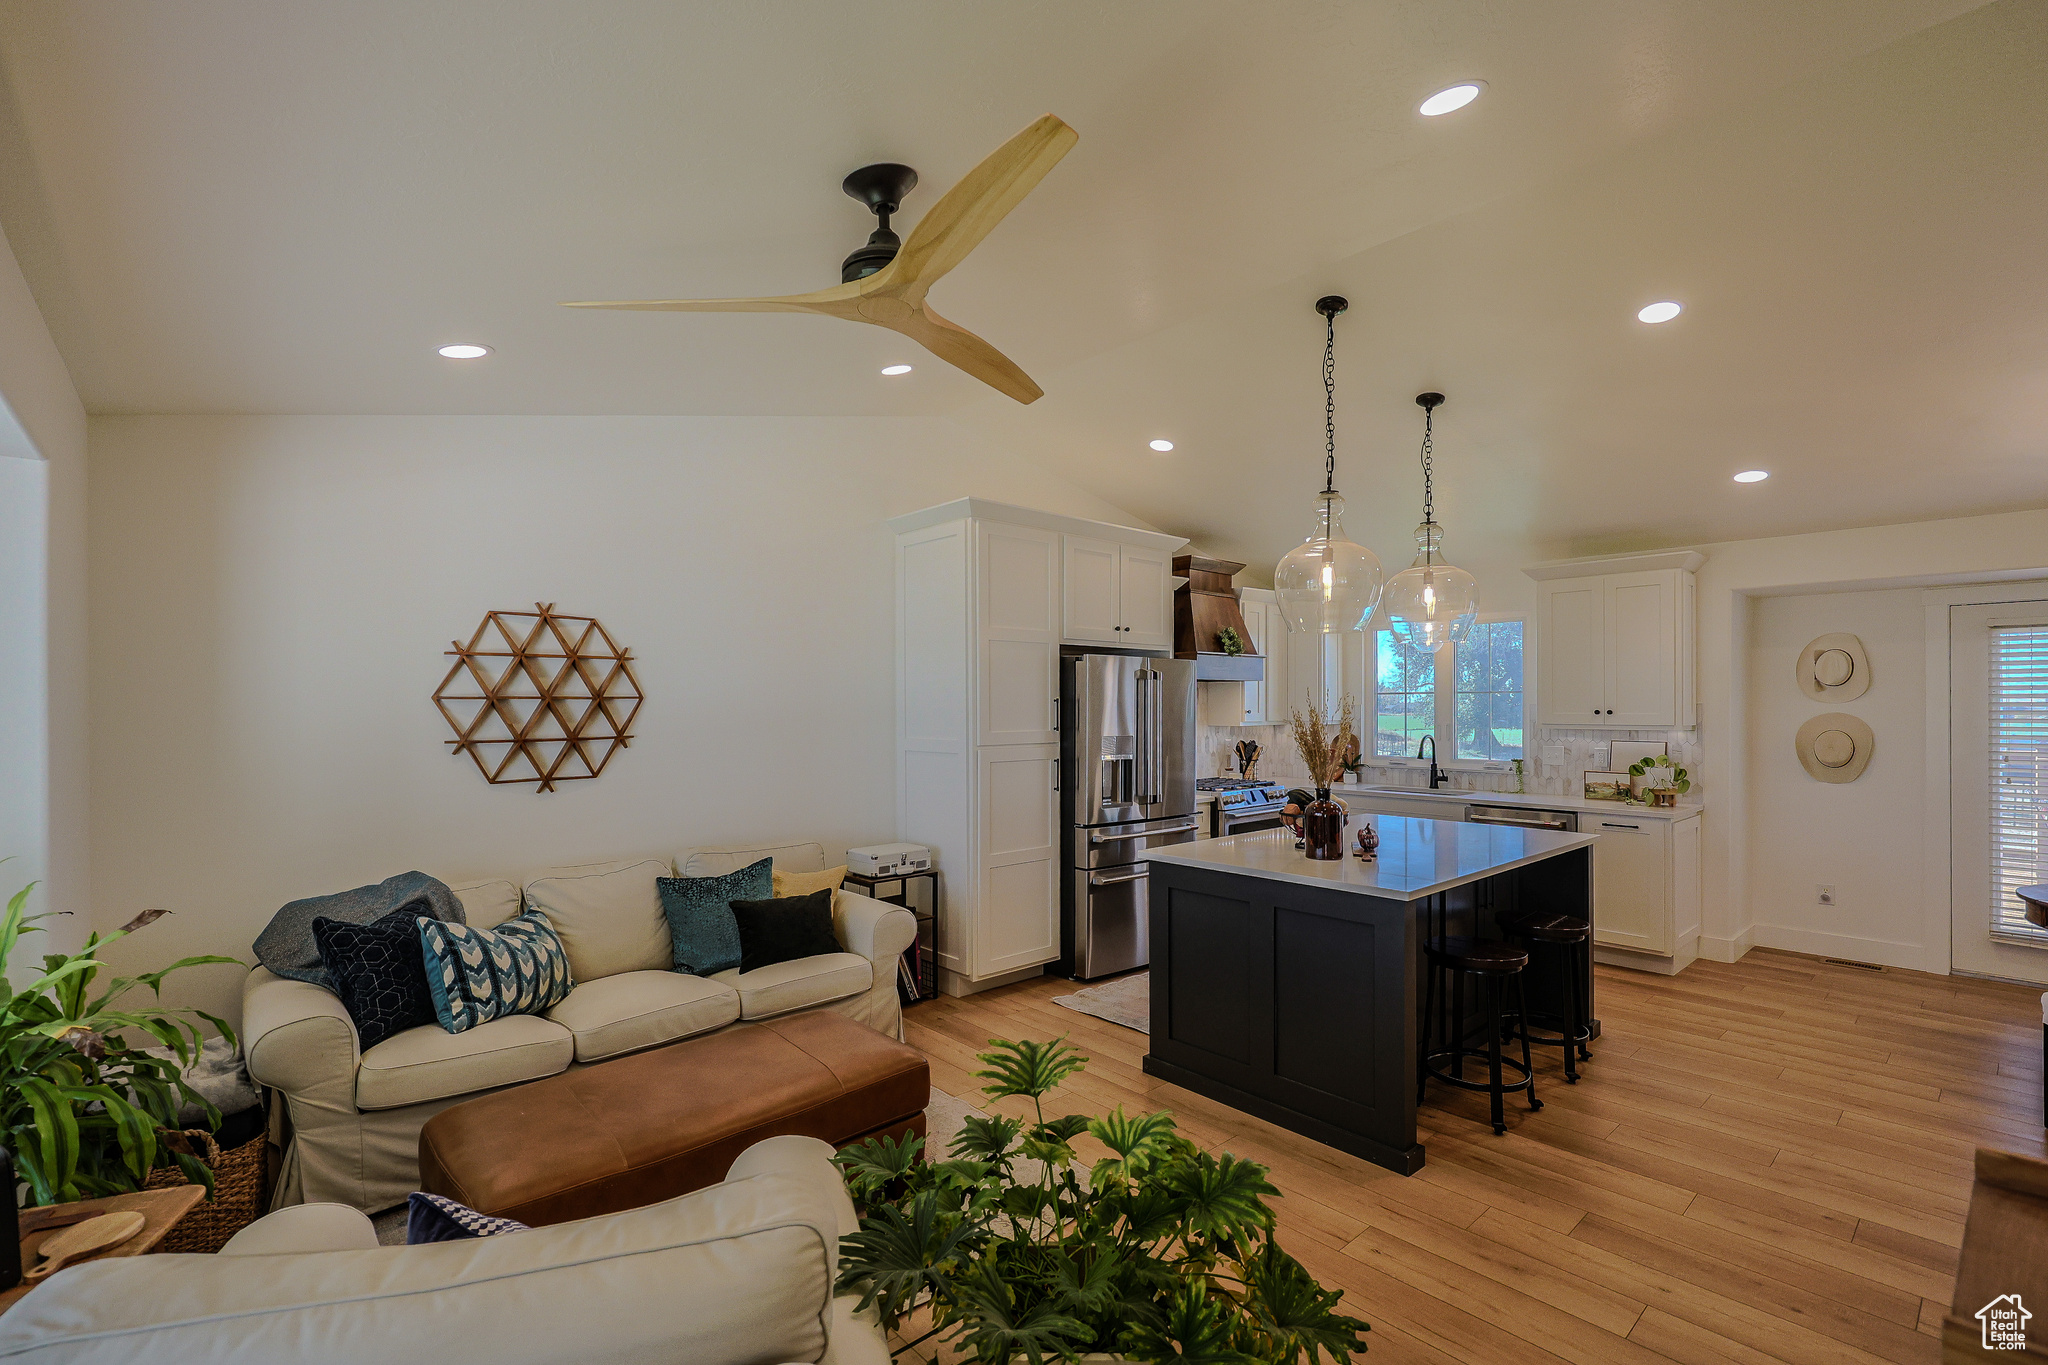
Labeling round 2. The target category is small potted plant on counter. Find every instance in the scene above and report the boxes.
[1627,755,1691,807]
[835,1037,1369,1364]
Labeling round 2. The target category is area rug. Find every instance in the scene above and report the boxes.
[1052,971,1149,1033]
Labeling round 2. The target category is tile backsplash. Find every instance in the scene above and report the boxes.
[1197,721,1704,801]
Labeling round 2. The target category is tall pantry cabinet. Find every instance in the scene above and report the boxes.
[890,499,1188,997]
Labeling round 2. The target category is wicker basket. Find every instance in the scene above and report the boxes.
[143,1128,270,1254]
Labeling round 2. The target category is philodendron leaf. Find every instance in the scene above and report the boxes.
[947,1256,1092,1365]
[949,1111,1023,1166]
[1088,1107,1180,1187]
[1244,1239,1371,1363]
[1126,1281,1264,1364]
[835,1190,985,1326]
[973,1035,1087,1104]
[834,1129,925,1200]
[1169,1151,1279,1241]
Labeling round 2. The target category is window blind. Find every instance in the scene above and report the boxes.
[1988,624,2048,946]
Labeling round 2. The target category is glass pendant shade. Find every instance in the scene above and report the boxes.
[1384,521,1477,654]
[1274,490,1384,634]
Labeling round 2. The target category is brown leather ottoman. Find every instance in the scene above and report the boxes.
[417,1011,928,1225]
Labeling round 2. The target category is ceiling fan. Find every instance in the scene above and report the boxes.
[563,114,1078,404]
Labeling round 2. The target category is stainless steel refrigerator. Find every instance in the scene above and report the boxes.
[1059,652,1197,979]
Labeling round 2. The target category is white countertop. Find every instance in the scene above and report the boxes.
[1145,817,1597,902]
[1332,784,1702,821]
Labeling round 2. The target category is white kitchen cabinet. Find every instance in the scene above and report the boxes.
[1061,535,1174,650]
[1586,809,1701,970]
[892,499,1188,994]
[1529,553,1701,729]
[1197,588,1291,726]
[1285,622,1364,726]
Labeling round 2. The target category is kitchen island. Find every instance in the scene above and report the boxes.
[1142,816,1596,1174]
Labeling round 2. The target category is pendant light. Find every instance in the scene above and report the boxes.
[1274,297,1384,635]
[1383,392,1478,654]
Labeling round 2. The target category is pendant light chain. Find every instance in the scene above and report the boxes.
[1322,309,1337,495]
[1419,403,1435,524]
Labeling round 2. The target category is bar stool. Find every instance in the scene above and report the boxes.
[1501,912,1593,1084]
[1419,935,1541,1135]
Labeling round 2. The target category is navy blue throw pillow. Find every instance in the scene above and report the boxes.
[405,1192,529,1243]
[311,904,439,1050]
[657,857,771,975]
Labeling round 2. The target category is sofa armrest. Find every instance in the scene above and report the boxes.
[830,891,917,967]
[242,966,359,1098]
[220,1201,379,1255]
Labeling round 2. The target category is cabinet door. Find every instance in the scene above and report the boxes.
[976,744,1060,976]
[1258,603,1290,725]
[1670,815,1701,945]
[1604,572,1678,727]
[1539,580,1606,725]
[1239,595,1265,722]
[1284,627,1346,722]
[1061,536,1122,645]
[1117,544,1174,650]
[1589,814,1671,954]
[979,523,1060,745]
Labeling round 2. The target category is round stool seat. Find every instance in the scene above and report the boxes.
[1425,935,1528,975]
[1504,912,1591,944]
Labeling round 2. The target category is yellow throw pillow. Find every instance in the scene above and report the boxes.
[772,864,848,898]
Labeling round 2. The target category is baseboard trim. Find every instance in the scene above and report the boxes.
[1698,926,1756,964]
[939,963,1048,998]
[1595,933,1699,977]
[1745,923,1932,973]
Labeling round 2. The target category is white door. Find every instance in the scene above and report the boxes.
[1605,572,1678,727]
[1588,814,1671,954]
[1540,580,1606,725]
[977,743,1060,976]
[978,523,1060,745]
[1951,603,2048,983]
[1117,545,1174,650]
[1061,536,1121,645]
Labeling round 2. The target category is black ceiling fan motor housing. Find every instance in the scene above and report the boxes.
[840,163,919,282]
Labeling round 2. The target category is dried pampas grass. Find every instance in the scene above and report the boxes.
[1290,692,1357,790]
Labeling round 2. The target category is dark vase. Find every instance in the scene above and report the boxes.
[1303,788,1346,860]
[0,1147,18,1291]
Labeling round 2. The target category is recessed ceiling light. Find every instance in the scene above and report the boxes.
[1149,439,1175,452]
[1733,470,1769,483]
[880,364,913,375]
[1419,82,1484,116]
[1636,301,1682,324]
[437,344,491,359]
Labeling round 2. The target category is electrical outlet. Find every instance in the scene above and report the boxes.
[1816,885,1837,907]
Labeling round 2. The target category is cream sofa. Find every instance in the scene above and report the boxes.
[0,1134,888,1365]
[244,841,917,1212]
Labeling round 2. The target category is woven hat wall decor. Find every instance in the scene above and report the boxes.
[432,604,643,792]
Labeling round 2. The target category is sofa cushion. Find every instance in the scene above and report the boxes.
[676,841,825,878]
[356,1013,573,1110]
[523,858,673,980]
[447,878,522,929]
[544,970,740,1063]
[711,952,872,1020]
[418,910,575,1035]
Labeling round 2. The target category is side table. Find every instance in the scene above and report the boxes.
[2,1185,207,1315]
[841,868,940,1005]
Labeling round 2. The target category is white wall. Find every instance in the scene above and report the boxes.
[86,414,1153,1021]
[0,223,87,958]
[1744,587,1926,966]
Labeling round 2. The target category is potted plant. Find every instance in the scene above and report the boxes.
[835,1036,1369,1364]
[1626,755,1691,807]
[1,871,242,1206]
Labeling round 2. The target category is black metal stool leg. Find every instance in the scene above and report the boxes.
[1575,940,1593,1062]
[1452,968,1467,1082]
[1419,954,1438,1104]
[1517,973,1542,1113]
[1560,943,1580,1084]
[1487,977,1506,1134]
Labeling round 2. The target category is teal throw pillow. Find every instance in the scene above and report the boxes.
[658,857,771,975]
[417,910,574,1035]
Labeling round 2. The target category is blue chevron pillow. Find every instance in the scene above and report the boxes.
[418,910,574,1035]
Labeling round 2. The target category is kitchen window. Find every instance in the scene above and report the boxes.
[1371,618,1526,763]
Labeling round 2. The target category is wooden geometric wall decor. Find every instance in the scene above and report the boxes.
[432,604,643,793]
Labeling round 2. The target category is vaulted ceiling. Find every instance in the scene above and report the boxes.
[2,0,2042,563]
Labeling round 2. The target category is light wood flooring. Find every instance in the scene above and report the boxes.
[894,949,2045,1365]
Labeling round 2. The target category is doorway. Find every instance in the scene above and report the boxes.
[1950,600,2048,983]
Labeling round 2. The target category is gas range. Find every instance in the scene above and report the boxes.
[1196,777,1291,835]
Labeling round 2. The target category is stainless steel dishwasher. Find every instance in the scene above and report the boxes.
[1464,803,1579,832]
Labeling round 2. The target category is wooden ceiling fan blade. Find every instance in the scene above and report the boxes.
[889,303,1044,404]
[881,114,1078,292]
[561,280,862,316]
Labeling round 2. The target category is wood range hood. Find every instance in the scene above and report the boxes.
[1173,555,1264,681]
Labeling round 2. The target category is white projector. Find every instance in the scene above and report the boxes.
[846,842,932,877]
